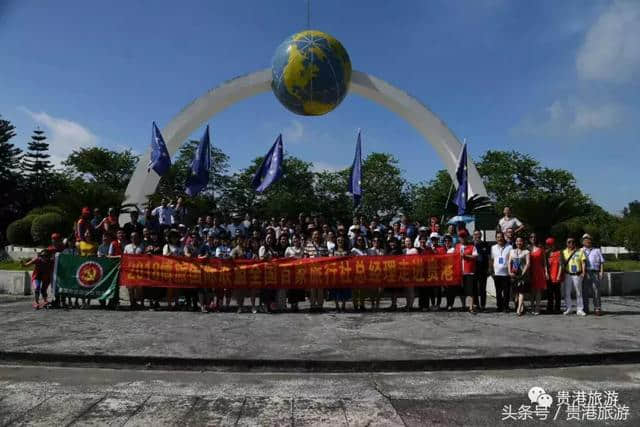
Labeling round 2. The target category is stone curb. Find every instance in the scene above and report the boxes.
[1,350,639,372]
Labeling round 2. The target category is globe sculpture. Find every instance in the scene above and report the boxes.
[271,30,352,116]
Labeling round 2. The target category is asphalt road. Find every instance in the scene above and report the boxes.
[1,364,639,426]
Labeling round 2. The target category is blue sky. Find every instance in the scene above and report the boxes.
[1,0,638,214]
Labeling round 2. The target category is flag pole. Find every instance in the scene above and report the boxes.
[441,138,465,225]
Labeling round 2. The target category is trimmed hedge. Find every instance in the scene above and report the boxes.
[26,205,67,217]
[31,213,68,245]
[6,217,35,246]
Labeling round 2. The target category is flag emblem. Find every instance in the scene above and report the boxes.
[76,261,104,288]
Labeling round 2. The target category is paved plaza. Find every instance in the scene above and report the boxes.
[1,295,640,425]
[1,296,640,367]
[1,364,639,426]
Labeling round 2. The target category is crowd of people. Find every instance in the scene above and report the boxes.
[24,201,606,317]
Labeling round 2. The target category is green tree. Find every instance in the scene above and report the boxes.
[476,150,592,236]
[410,170,456,223]
[0,115,23,239]
[623,200,640,219]
[63,147,139,192]
[313,169,352,224]
[22,128,53,189]
[359,153,411,218]
[156,140,230,202]
[21,128,56,209]
[0,116,21,183]
[615,201,640,253]
[220,154,317,219]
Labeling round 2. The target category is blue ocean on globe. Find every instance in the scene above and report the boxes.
[271,30,352,116]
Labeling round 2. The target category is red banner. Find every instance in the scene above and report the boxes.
[119,254,462,289]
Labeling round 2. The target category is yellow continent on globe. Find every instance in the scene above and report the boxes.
[276,30,352,116]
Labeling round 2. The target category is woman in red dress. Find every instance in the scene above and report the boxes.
[528,233,548,315]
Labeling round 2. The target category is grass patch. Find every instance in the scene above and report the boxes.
[0,259,33,271]
[604,259,640,272]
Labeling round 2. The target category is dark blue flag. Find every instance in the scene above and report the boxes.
[251,134,283,193]
[348,130,363,206]
[185,125,211,197]
[453,143,468,215]
[148,122,171,176]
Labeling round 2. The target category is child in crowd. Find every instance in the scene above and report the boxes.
[22,249,53,309]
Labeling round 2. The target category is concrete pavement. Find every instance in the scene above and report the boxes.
[1,364,639,425]
[1,296,640,370]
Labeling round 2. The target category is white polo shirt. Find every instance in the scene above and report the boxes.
[491,243,512,276]
[498,216,522,233]
[152,205,175,225]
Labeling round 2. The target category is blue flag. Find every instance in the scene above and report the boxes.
[148,122,171,176]
[251,134,283,193]
[348,130,363,206]
[185,125,211,197]
[453,143,468,215]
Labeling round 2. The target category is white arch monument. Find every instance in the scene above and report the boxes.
[122,69,487,218]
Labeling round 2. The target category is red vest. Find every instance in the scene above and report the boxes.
[460,244,476,275]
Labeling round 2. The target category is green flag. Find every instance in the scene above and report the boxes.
[53,254,120,301]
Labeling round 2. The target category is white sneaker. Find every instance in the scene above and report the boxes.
[577,310,587,316]
[563,310,572,315]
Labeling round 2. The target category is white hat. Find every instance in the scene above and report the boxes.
[419,226,428,232]
[429,232,441,239]
[582,233,592,240]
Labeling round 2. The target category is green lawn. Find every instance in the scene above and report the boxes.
[0,259,32,271]
[604,259,640,272]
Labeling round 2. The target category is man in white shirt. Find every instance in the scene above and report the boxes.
[123,232,145,309]
[151,198,175,230]
[497,206,524,234]
[581,233,605,316]
[491,231,512,312]
[123,232,145,255]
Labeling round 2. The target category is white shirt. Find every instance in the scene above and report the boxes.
[124,243,145,255]
[404,248,419,255]
[152,206,175,225]
[498,216,523,233]
[368,247,385,256]
[491,243,512,276]
[348,225,367,240]
[326,240,336,253]
[162,243,182,256]
[351,247,368,256]
[259,246,274,260]
[215,245,231,259]
[284,246,304,259]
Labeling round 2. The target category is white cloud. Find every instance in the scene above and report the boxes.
[282,120,304,143]
[19,107,99,167]
[576,0,640,83]
[311,161,346,173]
[513,98,624,137]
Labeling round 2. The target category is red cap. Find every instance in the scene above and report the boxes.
[51,233,61,240]
[81,207,91,215]
[545,237,555,247]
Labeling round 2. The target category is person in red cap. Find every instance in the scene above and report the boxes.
[74,207,92,242]
[545,237,563,314]
[21,248,54,309]
[50,233,64,253]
